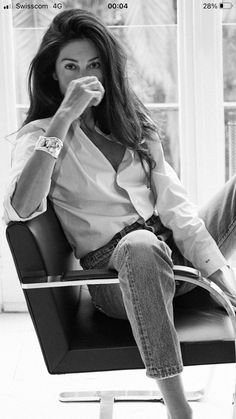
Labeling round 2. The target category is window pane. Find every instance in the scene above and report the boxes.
[223,26,236,102]
[224,108,236,180]
[14,29,44,105]
[149,107,180,174]
[112,26,178,104]
[223,8,236,181]
[17,107,28,127]
[222,6,236,24]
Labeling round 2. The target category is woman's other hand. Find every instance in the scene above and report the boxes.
[209,265,236,309]
[58,76,105,124]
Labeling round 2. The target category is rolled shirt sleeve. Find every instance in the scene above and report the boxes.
[3,122,49,224]
[148,137,227,277]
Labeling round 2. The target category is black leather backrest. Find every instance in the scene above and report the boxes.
[6,203,80,280]
[6,203,81,373]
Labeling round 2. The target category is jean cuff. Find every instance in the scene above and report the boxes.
[146,364,183,379]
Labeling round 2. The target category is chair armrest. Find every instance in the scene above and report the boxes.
[23,265,236,318]
[22,265,199,288]
[174,266,236,319]
[21,264,235,317]
[21,268,119,287]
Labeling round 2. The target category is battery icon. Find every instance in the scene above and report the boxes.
[219,2,234,8]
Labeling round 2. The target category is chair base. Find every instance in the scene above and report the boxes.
[59,389,205,419]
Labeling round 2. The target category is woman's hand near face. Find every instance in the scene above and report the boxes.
[58,76,105,124]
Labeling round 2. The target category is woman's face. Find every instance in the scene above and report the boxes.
[53,38,103,96]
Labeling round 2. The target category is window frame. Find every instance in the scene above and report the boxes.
[177,0,225,205]
[0,7,19,312]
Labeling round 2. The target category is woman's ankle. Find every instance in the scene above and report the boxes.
[156,374,192,419]
[167,403,193,419]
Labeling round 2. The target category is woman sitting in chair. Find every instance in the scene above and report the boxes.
[3,9,236,419]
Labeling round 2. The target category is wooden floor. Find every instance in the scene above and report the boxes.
[0,312,235,419]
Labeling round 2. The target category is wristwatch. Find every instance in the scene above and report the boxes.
[35,136,63,159]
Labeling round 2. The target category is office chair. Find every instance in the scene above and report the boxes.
[6,203,236,419]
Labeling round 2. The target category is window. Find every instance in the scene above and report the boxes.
[13,0,180,172]
[177,0,225,204]
[222,6,236,180]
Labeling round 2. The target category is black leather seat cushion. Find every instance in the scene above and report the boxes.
[39,285,234,375]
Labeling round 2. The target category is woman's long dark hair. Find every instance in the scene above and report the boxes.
[24,9,159,174]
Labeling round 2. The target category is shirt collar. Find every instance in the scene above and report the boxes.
[75,118,135,158]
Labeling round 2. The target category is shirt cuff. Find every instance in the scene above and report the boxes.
[195,243,228,278]
[3,179,47,224]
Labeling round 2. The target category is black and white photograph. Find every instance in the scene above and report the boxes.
[1,1,236,418]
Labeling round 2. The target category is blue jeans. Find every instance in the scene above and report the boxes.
[80,175,236,379]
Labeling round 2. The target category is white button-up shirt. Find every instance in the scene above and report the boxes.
[3,117,227,277]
